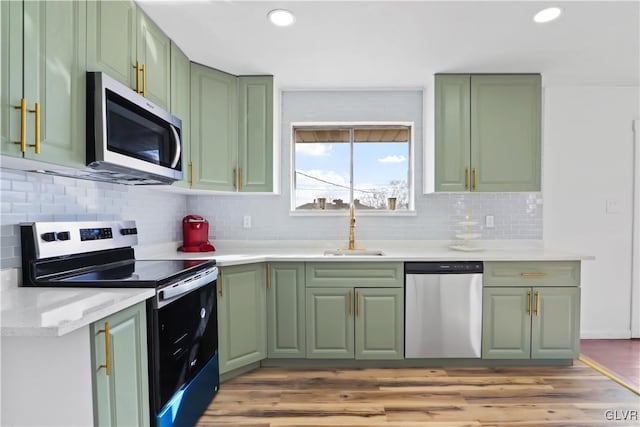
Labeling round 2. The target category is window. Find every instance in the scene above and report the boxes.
[292,123,413,212]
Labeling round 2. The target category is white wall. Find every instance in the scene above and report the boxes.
[543,86,639,338]
[190,90,544,241]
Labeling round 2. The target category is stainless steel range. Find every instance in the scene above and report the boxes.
[20,221,219,427]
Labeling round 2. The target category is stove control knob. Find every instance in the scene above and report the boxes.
[57,231,71,241]
[41,232,56,242]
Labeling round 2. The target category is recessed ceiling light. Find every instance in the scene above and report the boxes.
[268,9,295,27]
[534,7,562,23]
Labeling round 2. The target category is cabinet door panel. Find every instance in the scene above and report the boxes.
[306,288,354,359]
[86,0,136,89]
[218,264,266,373]
[238,76,273,192]
[23,0,85,166]
[137,10,171,110]
[482,287,531,359]
[170,42,191,188]
[1,0,24,158]
[471,75,541,191]
[531,287,580,359]
[267,263,306,358]
[190,63,237,190]
[435,74,471,192]
[355,288,404,360]
[91,302,150,427]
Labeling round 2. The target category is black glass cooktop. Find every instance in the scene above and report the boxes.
[48,259,215,288]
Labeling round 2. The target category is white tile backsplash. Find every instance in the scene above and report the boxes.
[0,169,188,269]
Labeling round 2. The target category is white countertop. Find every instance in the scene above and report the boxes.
[1,269,154,337]
[1,240,591,337]
[135,240,593,266]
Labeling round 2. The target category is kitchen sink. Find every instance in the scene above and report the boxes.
[323,249,385,256]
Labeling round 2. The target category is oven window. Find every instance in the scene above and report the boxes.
[105,89,181,171]
[155,280,217,409]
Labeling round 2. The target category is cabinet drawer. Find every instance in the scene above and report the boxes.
[305,263,403,288]
[484,261,580,287]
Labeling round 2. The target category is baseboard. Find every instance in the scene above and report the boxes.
[581,330,632,339]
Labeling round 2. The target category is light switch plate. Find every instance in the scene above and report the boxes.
[243,215,252,228]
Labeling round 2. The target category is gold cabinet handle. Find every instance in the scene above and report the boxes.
[535,290,540,316]
[238,167,243,191]
[28,102,40,154]
[219,270,224,297]
[472,167,477,190]
[527,290,532,315]
[233,168,237,190]
[356,291,361,317]
[521,272,547,277]
[13,98,27,152]
[97,322,112,376]
[266,264,271,289]
[133,61,141,93]
[189,161,194,187]
[142,63,147,97]
[348,290,353,316]
[465,167,470,190]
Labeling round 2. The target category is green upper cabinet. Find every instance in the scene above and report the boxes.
[1,0,86,167]
[170,42,191,188]
[190,63,238,191]
[217,264,267,374]
[136,11,171,109]
[435,74,541,192]
[434,75,471,192]
[237,76,273,192]
[91,302,150,427]
[87,0,171,110]
[267,263,306,358]
[190,64,274,192]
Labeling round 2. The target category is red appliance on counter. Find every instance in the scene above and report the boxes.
[178,215,215,252]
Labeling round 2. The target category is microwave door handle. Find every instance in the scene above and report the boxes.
[169,124,181,169]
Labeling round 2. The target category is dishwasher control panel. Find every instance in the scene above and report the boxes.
[405,261,483,274]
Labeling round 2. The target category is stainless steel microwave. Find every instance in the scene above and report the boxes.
[86,72,183,184]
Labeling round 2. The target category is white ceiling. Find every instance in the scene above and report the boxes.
[137,1,640,88]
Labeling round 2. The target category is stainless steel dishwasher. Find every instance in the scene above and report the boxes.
[405,262,483,358]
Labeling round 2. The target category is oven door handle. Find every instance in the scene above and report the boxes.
[160,267,218,304]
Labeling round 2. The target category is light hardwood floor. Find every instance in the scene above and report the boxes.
[197,363,640,426]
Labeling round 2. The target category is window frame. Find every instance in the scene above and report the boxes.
[289,121,415,215]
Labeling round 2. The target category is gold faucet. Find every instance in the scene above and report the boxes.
[348,204,356,250]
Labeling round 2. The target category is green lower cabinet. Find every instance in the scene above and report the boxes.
[218,264,267,373]
[306,287,354,359]
[482,287,531,359]
[90,302,150,427]
[531,287,580,359]
[355,288,404,360]
[267,263,306,358]
[306,286,404,360]
[483,287,580,359]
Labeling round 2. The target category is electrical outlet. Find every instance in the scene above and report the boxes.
[606,199,621,214]
[243,215,252,228]
[485,215,495,228]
